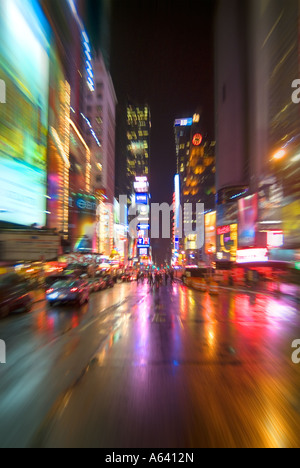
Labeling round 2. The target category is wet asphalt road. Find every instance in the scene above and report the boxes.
[0,281,300,448]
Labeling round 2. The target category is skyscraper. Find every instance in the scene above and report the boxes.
[174,114,216,264]
[175,115,215,210]
[126,102,151,194]
[83,51,117,204]
[215,0,300,259]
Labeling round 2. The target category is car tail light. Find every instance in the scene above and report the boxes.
[46,288,54,294]
[70,287,79,293]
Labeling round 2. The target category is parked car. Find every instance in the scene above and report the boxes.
[46,279,90,306]
[102,274,115,289]
[45,272,78,289]
[88,277,105,293]
[0,273,33,318]
[64,263,95,278]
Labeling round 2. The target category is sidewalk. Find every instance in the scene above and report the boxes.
[279,283,300,301]
[177,277,300,302]
[219,281,300,302]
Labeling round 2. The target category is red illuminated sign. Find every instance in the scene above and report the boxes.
[217,225,231,236]
[192,134,203,146]
[237,249,268,264]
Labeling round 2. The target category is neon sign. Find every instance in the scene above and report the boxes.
[192,134,203,146]
[137,238,150,247]
[217,225,231,236]
[267,231,284,248]
[136,194,148,205]
[175,118,193,127]
[237,249,268,264]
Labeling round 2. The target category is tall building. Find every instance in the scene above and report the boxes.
[83,51,117,204]
[215,0,300,261]
[215,0,250,196]
[126,102,151,194]
[175,115,216,210]
[44,0,99,253]
[0,0,98,260]
[173,114,216,264]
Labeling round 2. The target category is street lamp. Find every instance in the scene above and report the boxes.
[272,149,286,161]
[271,148,287,202]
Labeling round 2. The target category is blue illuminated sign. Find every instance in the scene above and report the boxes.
[136,194,148,205]
[137,224,150,231]
[174,118,193,127]
[137,238,150,247]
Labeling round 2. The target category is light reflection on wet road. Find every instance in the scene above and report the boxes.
[0,282,300,448]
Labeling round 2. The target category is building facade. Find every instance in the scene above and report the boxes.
[126,102,151,194]
[173,114,216,265]
[84,51,117,204]
[215,0,300,264]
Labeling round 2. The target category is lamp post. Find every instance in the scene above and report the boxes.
[271,148,287,200]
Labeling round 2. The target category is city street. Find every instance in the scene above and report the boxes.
[0,282,300,448]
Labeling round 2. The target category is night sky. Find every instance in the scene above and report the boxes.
[87,0,216,264]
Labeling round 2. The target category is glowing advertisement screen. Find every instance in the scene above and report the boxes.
[238,194,258,248]
[135,193,148,205]
[205,211,216,254]
[216,224,238,262]
[0,0,50,226]
[47,44,67,230]
[69,194,97,253]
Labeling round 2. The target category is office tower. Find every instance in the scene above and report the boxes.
[83,51,117,204]
[126,102,151,194]
[175,115,215,210]
[215,0,300,259]
[173,114,216,264]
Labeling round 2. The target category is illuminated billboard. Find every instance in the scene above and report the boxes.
[134,177,149,193]
[282,200,300,248]
[135,193,148,205]
[69,194,97,253]
[217,224,238,262]
[174,174,181,237]
[238,194,258,248]
[237,249,268,264]
[192,134,203,146]
[267,231,284,248]
[205,211,216,254]
[137,238,150,248]
[99,203,114,256]
[258,178,282,229]
[139,248,149,257]
[174,118,193,127]
[47,44,70,234]
[137,223,150,231]
[216,202,238,227]
[0,0,50,226]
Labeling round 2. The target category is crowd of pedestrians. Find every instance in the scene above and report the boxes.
[136,270,174,289]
